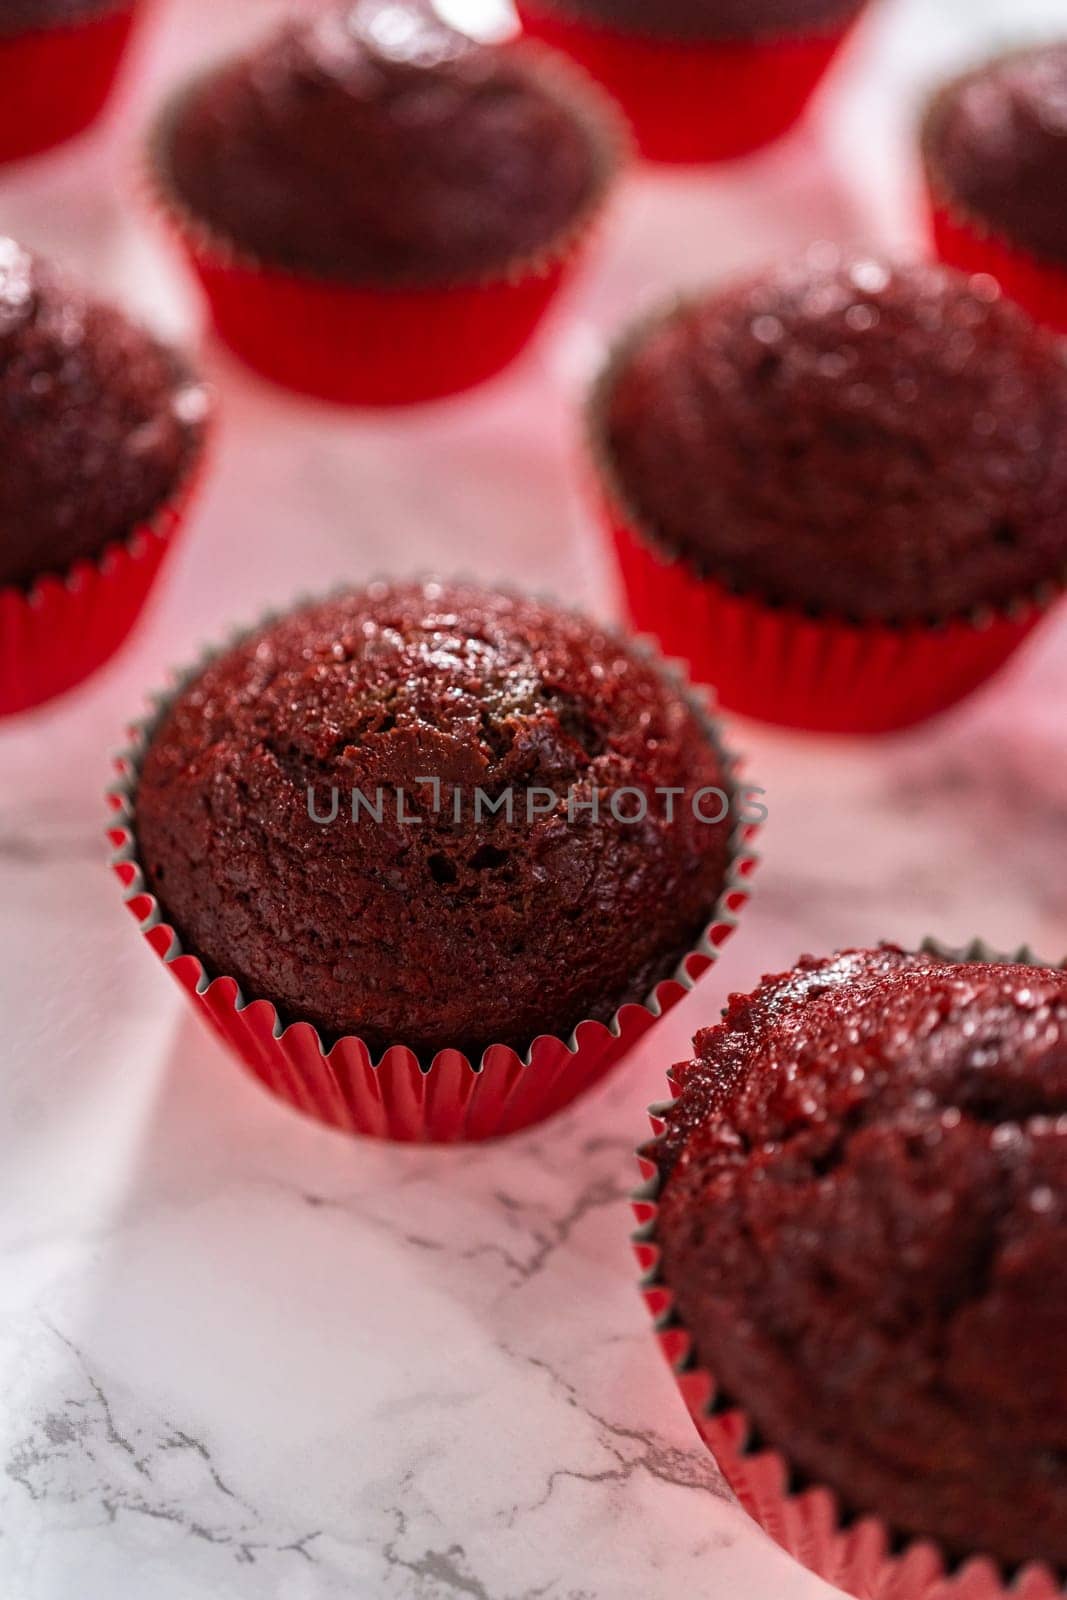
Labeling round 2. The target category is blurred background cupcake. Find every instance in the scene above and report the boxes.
[923,41,1067,335]
[0,0,143,165]
[111,577,758,1142]
[637,941,1067,1599]
[0,236,210,716]
[514,0,873,163]
[147,0,626,405]
[589,250,1067,734]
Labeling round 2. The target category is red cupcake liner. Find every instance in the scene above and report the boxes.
[632,936,1067,1600]
[0,2,139,165]
[514,2,866,164]
[606,509,1059,735]
[144,47,627,407]
[107,597,760,1144]
[925,196,1067,340]
[587,309,1066,736]
[0,421,209,719]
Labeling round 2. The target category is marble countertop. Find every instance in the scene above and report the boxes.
[2,0,1066,1596]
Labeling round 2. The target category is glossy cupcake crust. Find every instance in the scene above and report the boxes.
[164,0,603,285]
[519,0,866,41]
[134,580,733,1058]
[925,43,1067,269]
[655,945,1067,1570]
[599,254,1067,623]
[0,238,208,591]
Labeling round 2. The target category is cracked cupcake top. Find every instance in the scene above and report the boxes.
[598,254,1067,623]
[924,42,1067,268]
[134,580,734,1058]
[655,944,1067,1568]
[0,238,208,592]
[161,0,610,284]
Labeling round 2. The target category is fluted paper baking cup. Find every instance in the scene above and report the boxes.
[632,937,1067,1600]
[514,1,867,164]
[0,2,140,165]
[143,44,627,406]
[925,194,1067,339]
[587,301,1067,735]
[108,591,760,1144]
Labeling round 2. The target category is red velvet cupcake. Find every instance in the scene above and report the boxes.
[515,0,871,164]
[148,0,624,405]
[590,251,1067,733]
[635,941,1067,1600]
[0,1,141,164]
[109,579,759,1143]
[0,238,210,716]
[923,42,1067,336]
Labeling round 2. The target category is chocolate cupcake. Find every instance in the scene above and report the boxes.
[112,580,758,1142]
[923,42,1067,336]
[516,0,870,162]
[149,0,624,404]
[591,252,1067,732]
[640,942,1067,1590]
[0,239,207,593]
[0,238,209,716]
[0,1,139,163]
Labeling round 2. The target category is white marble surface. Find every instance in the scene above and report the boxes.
[2,0,1067,1596]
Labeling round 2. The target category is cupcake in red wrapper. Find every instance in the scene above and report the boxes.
[633,940,1067,1600]
[923,43,1067,337]
[0,237,211,718]
[515,0,870,164]
[588,250,1067,735]
[0,1,140,165]
[146,0,625,407]
[108,579,760,1144]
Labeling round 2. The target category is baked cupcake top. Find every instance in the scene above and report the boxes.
[596,254,1067,623]
[0,238,208,592]
[0,0,126,34]
[654,945,1067,1569]
[924,43,1067,269]
[519,0,866,42]
[159,0,615,286]
[134,580,735,1058]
